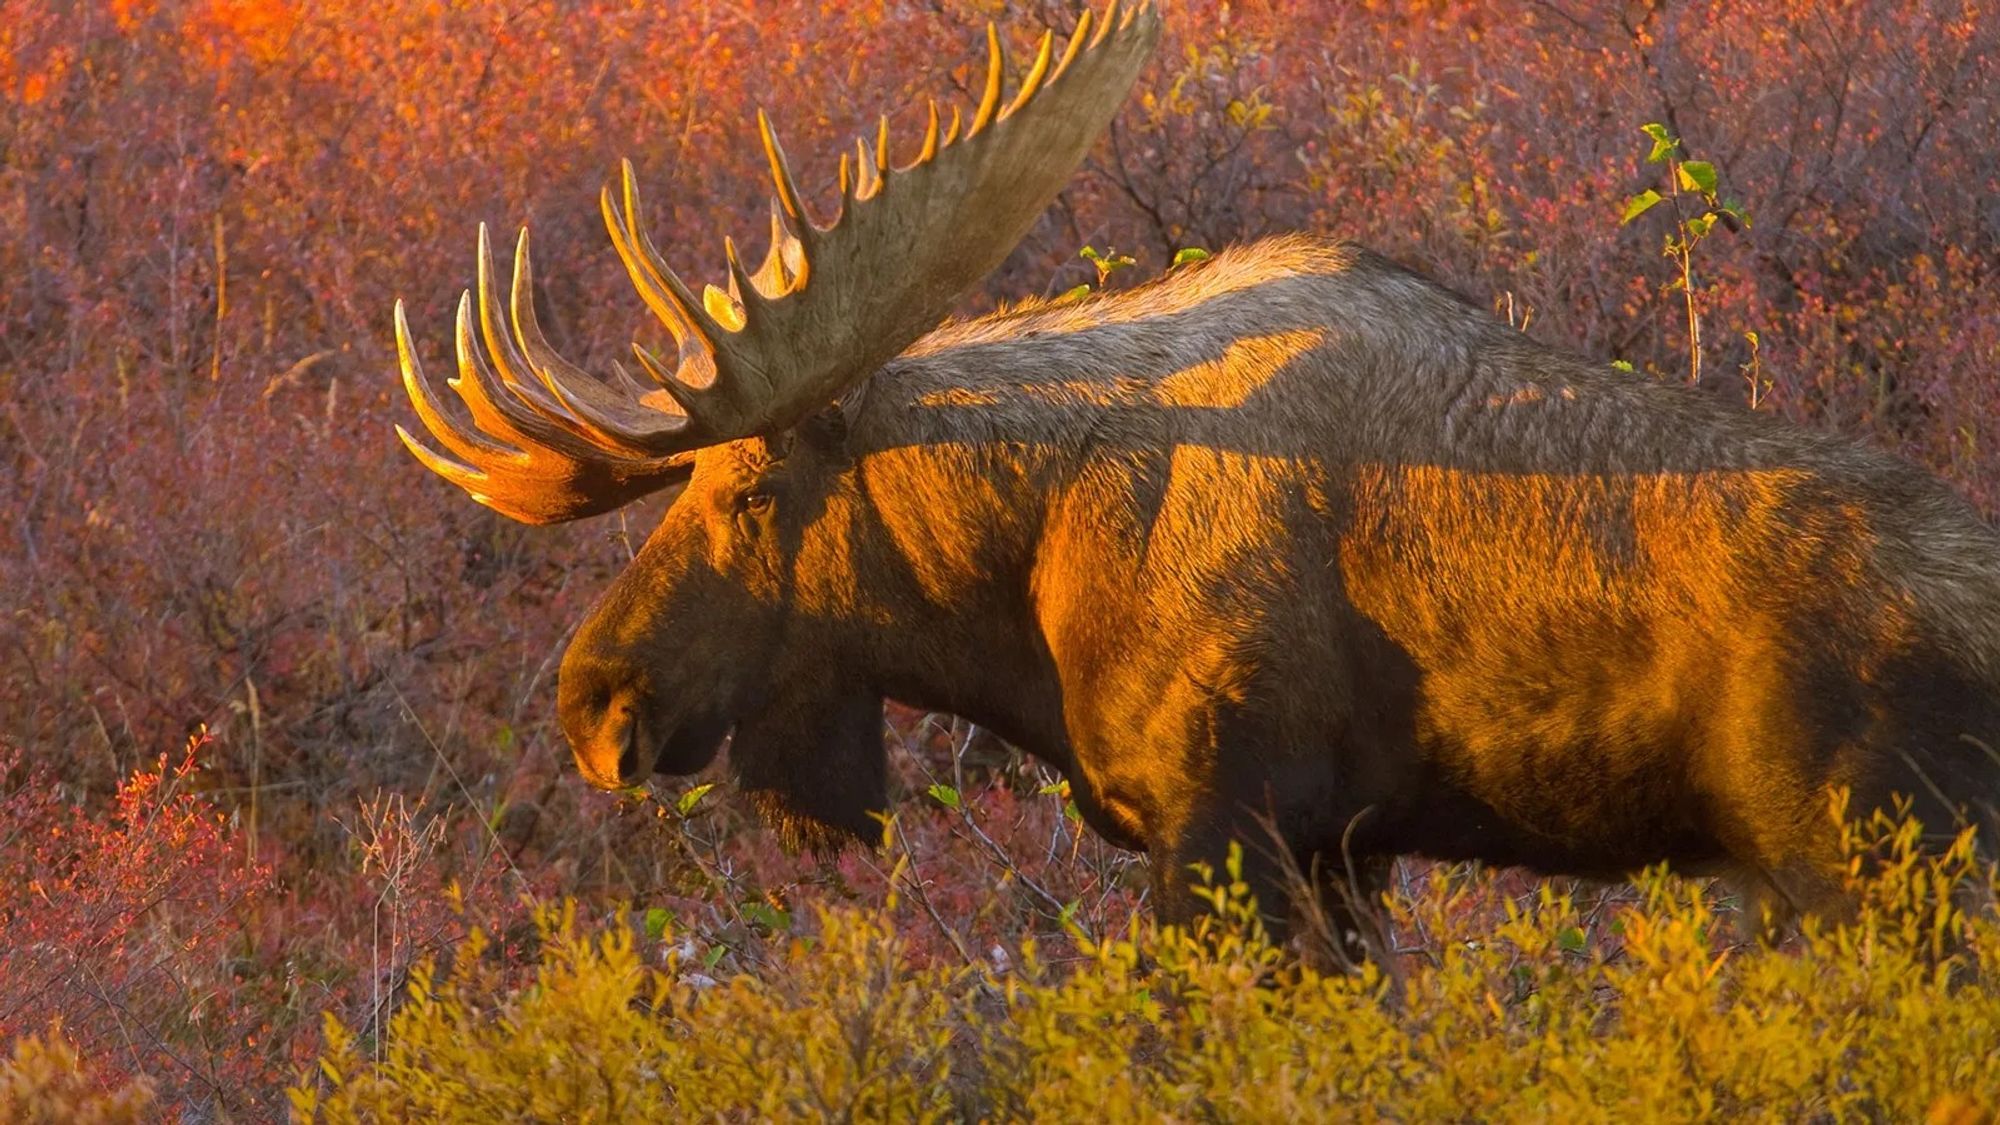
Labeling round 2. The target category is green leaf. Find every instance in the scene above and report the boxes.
[644,906,673,941]
[675,783,715,817]
[702,944,726,971]
[1557,926,1588,953]
[1640,122,1678,163]
[926,783,961,811]
[1620,189,1662,225]
[1677,160,1717,195]
[1055,283,1093,304]
[1172,246,1212,267]
[1082,244,1135,282]
[742,901,792,933]
[1610,359,1636,373]
[1686,214,1713,239]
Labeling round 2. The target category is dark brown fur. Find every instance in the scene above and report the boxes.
[557,235,2000,931]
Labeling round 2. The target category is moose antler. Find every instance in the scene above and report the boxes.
[396,0,1161,524]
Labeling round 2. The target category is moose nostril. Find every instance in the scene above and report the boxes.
[615,705,647,783]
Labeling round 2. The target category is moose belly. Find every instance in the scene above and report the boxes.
[1385,717,1736,877]
[1337,463,1899,875]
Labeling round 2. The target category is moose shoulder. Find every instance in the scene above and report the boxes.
[393,0,2000,936]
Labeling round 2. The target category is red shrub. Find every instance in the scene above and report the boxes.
[0,730,276,1114]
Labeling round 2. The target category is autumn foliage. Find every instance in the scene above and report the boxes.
[4,0,2000,1115]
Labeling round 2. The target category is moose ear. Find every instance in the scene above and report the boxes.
[756,431,799,462]
[797,406,850,454]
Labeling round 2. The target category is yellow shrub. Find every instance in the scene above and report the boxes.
[0,1023,154,1124]
[294,824,2000,1123]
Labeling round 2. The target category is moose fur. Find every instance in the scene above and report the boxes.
[556,234,2000,932]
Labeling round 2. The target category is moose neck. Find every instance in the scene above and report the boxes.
[818,388,1075,763]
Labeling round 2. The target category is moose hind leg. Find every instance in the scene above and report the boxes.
[1720,826,1856,944]
[1724,864,1853,944]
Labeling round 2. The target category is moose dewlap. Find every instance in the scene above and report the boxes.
[391,0,2000,937]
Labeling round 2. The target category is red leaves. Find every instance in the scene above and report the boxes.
[0,730,277,1113]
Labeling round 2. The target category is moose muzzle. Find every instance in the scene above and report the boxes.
[563,684,653,790]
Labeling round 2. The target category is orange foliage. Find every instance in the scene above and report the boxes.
[194,0,300,67]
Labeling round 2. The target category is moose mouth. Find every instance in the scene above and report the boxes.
[573,699,733,790]
[649,710,733,777]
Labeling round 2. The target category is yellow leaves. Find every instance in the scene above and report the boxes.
[1224,93,1272,131]
[0,1023,155,1124]
[293,831,2000,1120]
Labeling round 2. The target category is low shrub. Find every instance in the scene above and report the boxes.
[0,1023,154,1124]
[0,730,280,1113]
[294,822,2000,1122]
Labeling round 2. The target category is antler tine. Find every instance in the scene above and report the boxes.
[852,137,882,201]
[472,225,570,425]
[451,285,548,445]
[835,151,853,207]
[756,109,816,239]
[631,338,716,422]
[1096,0,1123,46]
[601,164,716,353]
[475,226,700,457]
[1053,8,1093,80]
[969,22,1007,136]
[1005,30,1056,118]
[509,228,696,454]
[917,98,942,162]
[752,200,803,297]
[396,299,515,465]
[722,236,771,323]
[393,287,696,524]
[607,356,650,398]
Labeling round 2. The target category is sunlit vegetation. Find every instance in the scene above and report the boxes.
[298,823,2000,1121]
[5,0,2000,1116]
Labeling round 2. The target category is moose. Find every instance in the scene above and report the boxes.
[393,0,2000,941]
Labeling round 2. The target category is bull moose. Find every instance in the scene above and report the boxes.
[392,0,2000,940]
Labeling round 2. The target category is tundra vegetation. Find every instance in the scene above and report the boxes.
[4,0,2000,1118]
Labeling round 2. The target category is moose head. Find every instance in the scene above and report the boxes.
[395,3,1162,851]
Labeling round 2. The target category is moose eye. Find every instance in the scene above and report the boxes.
[739,491,774,516]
